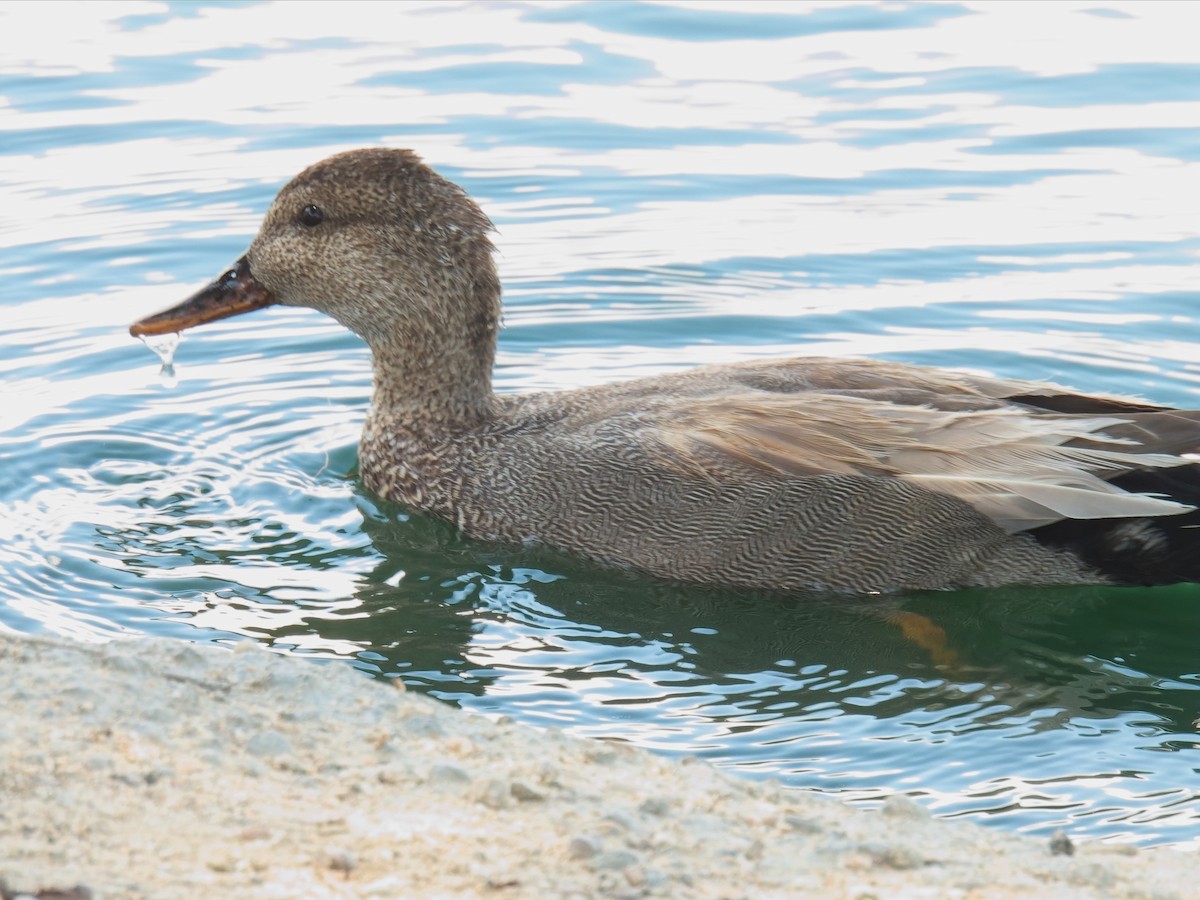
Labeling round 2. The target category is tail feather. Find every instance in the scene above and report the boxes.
[1029,465,1200,586]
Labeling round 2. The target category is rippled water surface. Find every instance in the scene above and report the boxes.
[4,0,1200,847]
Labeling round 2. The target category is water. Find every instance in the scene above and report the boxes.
[4,0,1200,847]
[137,332,180,384]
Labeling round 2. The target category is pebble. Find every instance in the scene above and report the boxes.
[882,794,930,820]
[593,849,639,871]
[1050,829,1076,857]
[639,797,670,816]
[83,755,113,773]
[163,641,210,671]
[427,763,471,784]
[584,747,620,765]
[870,843,925,870]
[99,648,144,674]
[510,780,544,802]
[325,847,357,876]
[404,715,445,738]
[375,764,413,785]
[143,767,171,785]
[240,758,267,778]
[479,779,513,810]
[785,814,824,834]
[568,835,602,860]
[245,730,292,758]
[603,811,635,832]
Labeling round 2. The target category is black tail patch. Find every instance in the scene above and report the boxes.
[1030,466,1200,586]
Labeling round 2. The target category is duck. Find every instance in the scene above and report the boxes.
[131,148,1200,593]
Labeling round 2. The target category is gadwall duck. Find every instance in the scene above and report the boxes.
[131,148,1200,593]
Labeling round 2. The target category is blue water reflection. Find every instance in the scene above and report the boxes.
[2,0,1199,847]
[525,0,971,40]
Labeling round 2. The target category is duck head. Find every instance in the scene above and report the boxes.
[131,149,502,416]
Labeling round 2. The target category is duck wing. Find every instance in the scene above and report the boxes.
[648,389,1196,533]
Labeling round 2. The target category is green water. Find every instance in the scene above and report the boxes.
[3,0,1200,846]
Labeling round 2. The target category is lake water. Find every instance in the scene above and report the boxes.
[3,0,1200,848]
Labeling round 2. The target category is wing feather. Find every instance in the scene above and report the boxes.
[650,390,1195,532]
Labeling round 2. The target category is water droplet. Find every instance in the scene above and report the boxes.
[139,332,181,386]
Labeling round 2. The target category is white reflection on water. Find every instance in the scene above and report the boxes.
[5,2,1200,80]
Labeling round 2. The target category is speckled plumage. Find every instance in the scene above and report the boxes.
[133,148,1200,592]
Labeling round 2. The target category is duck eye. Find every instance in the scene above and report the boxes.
[299,204,324,227]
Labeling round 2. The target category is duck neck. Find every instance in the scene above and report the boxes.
[359,233,503,440]
[365,317,498,437]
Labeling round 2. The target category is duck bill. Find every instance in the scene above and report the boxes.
[129,256,277,337]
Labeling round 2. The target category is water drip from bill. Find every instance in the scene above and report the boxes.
[138,332,181,387]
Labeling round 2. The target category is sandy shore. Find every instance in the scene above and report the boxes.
[1,633,1196,899]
